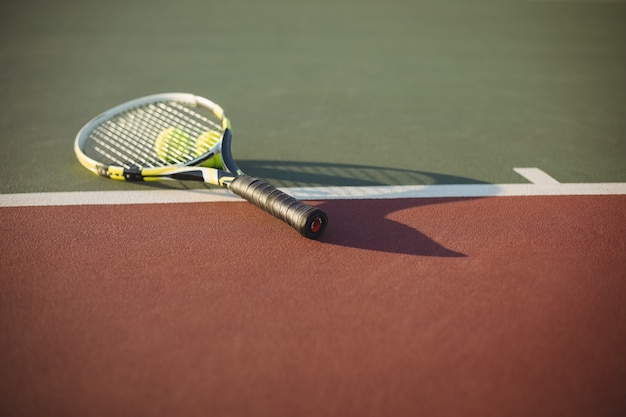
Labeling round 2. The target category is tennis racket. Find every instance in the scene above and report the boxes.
[74,93,327,238]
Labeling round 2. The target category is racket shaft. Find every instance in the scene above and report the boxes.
[229,175,327,238]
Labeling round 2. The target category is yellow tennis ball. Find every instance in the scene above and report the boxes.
[196,130,223,168]
[198,153,223,168]
[194,130,221,155]
[155,127,194,163]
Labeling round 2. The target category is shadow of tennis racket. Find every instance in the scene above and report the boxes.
[315,198,474,257]
[239,161,495,257]
[238,160,489,187]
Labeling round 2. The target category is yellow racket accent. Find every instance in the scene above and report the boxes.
[107,166,125,181]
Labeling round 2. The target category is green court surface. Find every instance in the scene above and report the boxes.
[1,0,625,194]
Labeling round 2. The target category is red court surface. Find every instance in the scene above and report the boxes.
[1,195,625,416]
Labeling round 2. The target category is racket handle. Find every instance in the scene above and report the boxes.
[229,174,328,239]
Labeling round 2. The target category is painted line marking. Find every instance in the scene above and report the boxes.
[1,183,625,207]
[514,167,561,184]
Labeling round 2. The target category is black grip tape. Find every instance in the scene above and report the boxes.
[229,174,328,238]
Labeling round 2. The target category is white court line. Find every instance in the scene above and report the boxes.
[513,167,561,184]
[1,183,625,207]
[1,168,624,207]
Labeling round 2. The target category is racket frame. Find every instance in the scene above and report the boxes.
[74,92,232,183]
[74,93,328,238]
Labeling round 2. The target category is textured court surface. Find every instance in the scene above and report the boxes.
[2,196,626,416]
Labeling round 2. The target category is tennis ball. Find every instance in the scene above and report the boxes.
[196,130,223,168]
[155,127,194,163]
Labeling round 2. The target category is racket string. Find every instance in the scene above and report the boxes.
[91,128,144,169]
[167,101,224,132]
[100,117,161,167]
[117,107,190,164]
[162,102,223,134]
[85,100,224,168]
[88,114,161,168]
[145,103,205,163]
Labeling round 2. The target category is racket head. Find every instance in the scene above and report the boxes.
[74,93,231,180]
